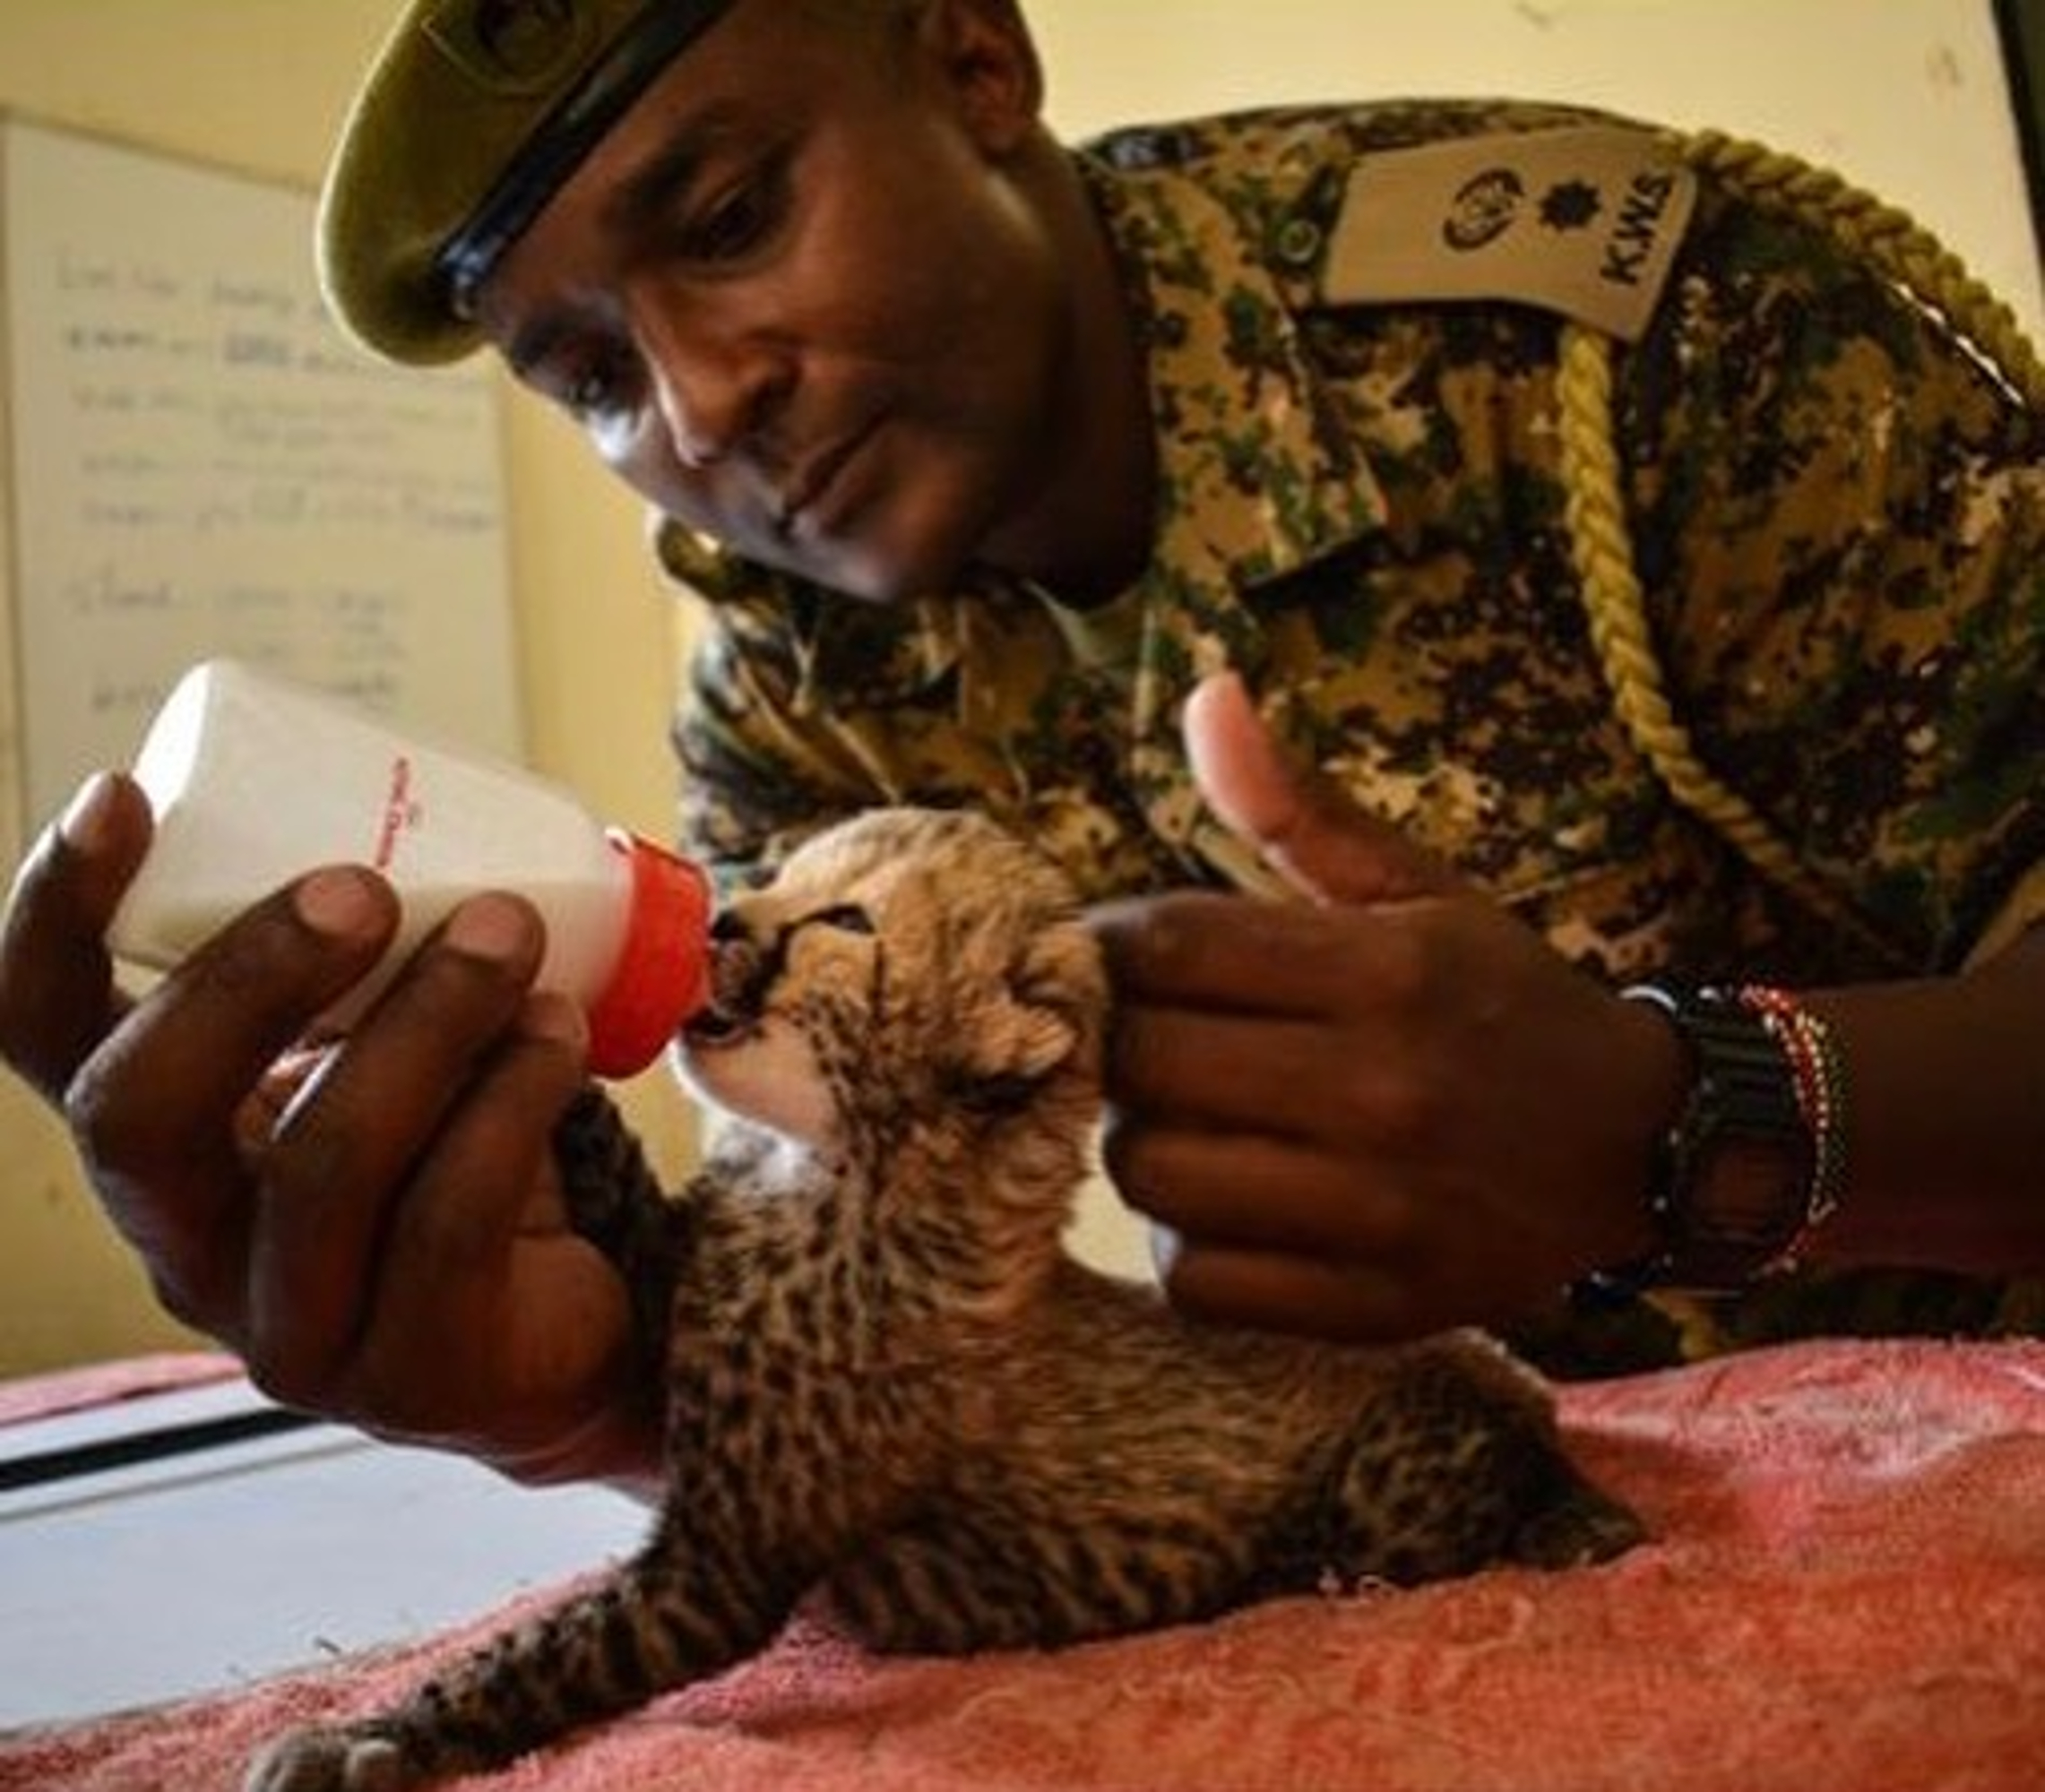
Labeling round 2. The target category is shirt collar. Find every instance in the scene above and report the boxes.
[1040,147,1386,669]
[1085,145,1386,589]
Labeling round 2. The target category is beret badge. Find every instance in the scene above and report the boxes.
[424,0,599,95]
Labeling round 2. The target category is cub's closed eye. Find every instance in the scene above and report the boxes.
[807,903,876,935]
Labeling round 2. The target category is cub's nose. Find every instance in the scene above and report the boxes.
[693,908,772,1036]
[708,908,754,945]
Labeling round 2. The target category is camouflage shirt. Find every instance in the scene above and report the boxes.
[667,99,2044,995]
[660,99,2045,1366]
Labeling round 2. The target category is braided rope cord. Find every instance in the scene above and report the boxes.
[1557,130,2045,956]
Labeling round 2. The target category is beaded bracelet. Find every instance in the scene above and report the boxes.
[1731,983,1849,1272]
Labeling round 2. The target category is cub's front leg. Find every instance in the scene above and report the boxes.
[245,1727,405,1792]
[244,1519,801,1792]
[550,1085,693,1361]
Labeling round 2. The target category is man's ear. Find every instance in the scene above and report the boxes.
[916,0,1045,154]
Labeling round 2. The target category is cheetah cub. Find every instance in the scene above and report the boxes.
[247,806,1643,1792]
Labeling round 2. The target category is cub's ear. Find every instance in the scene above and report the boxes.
[959,995,1080,1090]
[950,926,1100,1109]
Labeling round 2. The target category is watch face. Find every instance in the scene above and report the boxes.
[1629,986,1816,1292]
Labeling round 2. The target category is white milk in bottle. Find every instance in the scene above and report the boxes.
[108,659,712,1077]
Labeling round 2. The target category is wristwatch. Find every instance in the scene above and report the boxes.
[1594,982,1816,1295]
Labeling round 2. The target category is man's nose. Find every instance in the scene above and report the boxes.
[635,299,784,470]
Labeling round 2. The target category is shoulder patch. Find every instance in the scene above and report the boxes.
[1323,125,1697,341]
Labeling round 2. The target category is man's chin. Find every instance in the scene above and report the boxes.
[714,482,991,605]
[777,538,974,607]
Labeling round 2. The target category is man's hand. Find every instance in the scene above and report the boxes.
[0,772,653,1486]
[1091,673,1675,1342]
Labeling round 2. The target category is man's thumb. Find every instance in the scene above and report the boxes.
[1184,671,1454,905]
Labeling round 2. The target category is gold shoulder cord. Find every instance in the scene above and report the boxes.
[1555,130,2045,957]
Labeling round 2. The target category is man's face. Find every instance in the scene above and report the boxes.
[472,0,1072,603]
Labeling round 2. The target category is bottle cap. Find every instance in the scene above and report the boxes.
[585,832,714,1078]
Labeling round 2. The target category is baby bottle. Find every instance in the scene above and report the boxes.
[108,658,712,1078]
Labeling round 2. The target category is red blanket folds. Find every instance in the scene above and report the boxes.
[5,1337,2043,1791]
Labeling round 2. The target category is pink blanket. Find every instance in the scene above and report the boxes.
[0,1351,238,1427]
[5,1338,2043,1791]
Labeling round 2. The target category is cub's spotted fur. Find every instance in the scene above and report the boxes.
[247,807,1643,1791]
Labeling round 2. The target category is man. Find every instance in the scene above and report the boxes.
[4,0,2042,1489]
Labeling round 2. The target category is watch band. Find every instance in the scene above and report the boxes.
[1598,982,1818,1294]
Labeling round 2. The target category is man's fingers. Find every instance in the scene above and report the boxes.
[1103,1117,1411,1259]
[241,893,555,1407]
[69,867,399,1177]
[45,864,401,1348]
[1185,671,1456,905]
[349,996,597,1438]
[0,773,151,1104]
[1153,1237,1425,1344]
[1092,888,1423,1016]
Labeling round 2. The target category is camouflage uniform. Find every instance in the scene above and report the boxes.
[663,100,2045,1369]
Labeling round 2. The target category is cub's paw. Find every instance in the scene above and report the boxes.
[1511,1477,1648,1570]
[243,1724,414,1792]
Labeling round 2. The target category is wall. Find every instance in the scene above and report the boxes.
[1031,0,2043,339]
[0,0,2037,1370]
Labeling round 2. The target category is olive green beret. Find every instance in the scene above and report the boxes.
[318,0,735,366]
